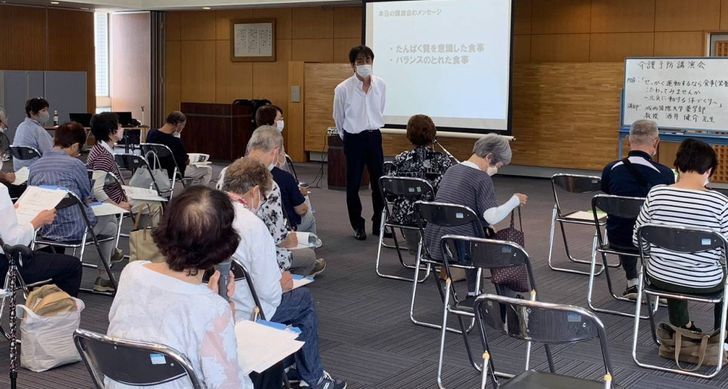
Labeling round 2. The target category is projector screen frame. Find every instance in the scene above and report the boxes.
[361,0,515,136]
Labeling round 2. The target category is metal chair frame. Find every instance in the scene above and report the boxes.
[376,176,434,282]
[0,131,10,161]
[114,153,172,200]
[632,223,728,378]
[588,194,660,319]
[547,174,614,276]
[33,190,118,295]
[437,235,542,389]
[88,169,127,252]
[8,145,41,162]
[74,328,204,388]
[410,201,483,334]
[140,142,185,188]
[475,294,616,389]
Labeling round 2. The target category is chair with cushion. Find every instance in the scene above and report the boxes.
[437,235,541,389]
[475,294,619,388]
[547,174,612,275]
[376,176,434,282]
[632,223,728,378]
[74,328,203,388]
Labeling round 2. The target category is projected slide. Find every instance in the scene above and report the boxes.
[366,0,512,132]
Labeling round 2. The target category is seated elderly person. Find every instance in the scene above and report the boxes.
[223,157,346,389]
[13,97,54,171]
[0,107,27,199]
[107,186,250,388]
[27,122,120,293]
[0,183,82,296]
[424,134,528,297]
[87,112,162,227]
[390,114,453,250]
[633,139,728,333]
[219,126,324,277]
[601,119,674,299]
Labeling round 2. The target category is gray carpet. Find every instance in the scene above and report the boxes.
[1,162,727,388]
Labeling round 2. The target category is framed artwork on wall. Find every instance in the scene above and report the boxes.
[230,18,276,62]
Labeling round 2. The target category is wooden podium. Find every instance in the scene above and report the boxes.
[327,133,369,190]
[180,102,254,161]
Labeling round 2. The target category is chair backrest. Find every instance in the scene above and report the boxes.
[89,169,125,188]
[0,131,10,156]
[383,160,396,175]
[141,143,180,173]
[114,153,151,173]
[284,154,299,182]
[551,174,601,215]
[231,258,267,321]
[416,201,482,231]
[474,294,614,379]
[592,194,644,220]
[74,329,203,389]
[637,223,728,259]
[9,145,41,161]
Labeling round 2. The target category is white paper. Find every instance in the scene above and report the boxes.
[122,185,167,202]
[15,186,67,226]
[12,167,29,185]
[568,210,607,221]
[235,320,303,374]
[91,202,129,217]
[294,232,322,249]
[291,275,314,290]
[187,153,209,163]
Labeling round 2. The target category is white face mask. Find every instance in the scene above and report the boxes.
[356,64,373,79]
[173,131,181,138]
[486,166,499,176]
[276,120,285,132]
[37,112,50,124]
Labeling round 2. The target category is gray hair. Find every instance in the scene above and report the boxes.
[472,134,512,165]
[629,119,658,146]
[0,106,6,126]
[246,125,283,154]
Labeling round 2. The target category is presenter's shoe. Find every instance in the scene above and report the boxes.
[309,371,347,389]
[310,258,327,277]
[93,277,116,293]
[353,226,367,241]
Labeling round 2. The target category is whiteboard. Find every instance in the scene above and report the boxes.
[622,57,728,131]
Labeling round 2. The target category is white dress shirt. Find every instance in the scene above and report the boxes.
[230,202,283,321]
[0,183,35,254]
[333,74,386,138]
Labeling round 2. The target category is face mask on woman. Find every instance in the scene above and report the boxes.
[276,120,285,132]
[37,111,50,124]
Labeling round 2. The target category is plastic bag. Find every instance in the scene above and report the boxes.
[18,297,85,372]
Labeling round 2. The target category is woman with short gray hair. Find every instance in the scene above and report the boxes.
[424,133,528,296]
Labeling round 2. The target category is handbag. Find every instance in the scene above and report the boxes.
[657,322,728,370]
[129,151,172,193]
[129,205,165,263]
[491,208,531,292]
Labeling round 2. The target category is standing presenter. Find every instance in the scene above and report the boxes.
[333,45,387,241]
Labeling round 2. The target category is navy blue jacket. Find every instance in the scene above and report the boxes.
[601,150,675,247]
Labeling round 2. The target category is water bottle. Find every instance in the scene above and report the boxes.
[53,110,59,126]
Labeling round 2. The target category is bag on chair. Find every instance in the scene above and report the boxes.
[18,285,85,372]
[657,322,728,370]
[129,151,172,193]
[491,208,531,292]
[129,204,165,263]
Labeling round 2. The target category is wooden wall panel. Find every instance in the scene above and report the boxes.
[164,40,181,115]
[590,0,655,33]
[165,11,181,41]
[253,8,293,40]
[589,33,654,62]
[513,35,531,63]
[655,0,721,31]
[292,7,333,39]
[531,34,590,62]
[513,0,532,35]
[531,0,591,34]
[304,63,349,152]
[179,41,216,103]
[252,39,292,114]
[287,61,306,161]
[179,11,216,40]
[292,39,334,62]
[722,0,728,30]
[0,6,46,70]
[654,32,706,56]
[333,7,361,39]
[214,40,253,104]
[334,39,361,63]
[214,9,253,40]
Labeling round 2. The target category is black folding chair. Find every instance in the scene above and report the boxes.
[547,174,612,275]
[0,131,10,161]
[74,329,204,388]
[588,194,661,318]
[115,153,173,200]
[33,190,118,295]
[633,223,728,378]
[437,235,542,389]
[376,176,434,282]
[410,201,483,333]
[140,143,186,188]
[8,145,41,163]
[475,294,619,388]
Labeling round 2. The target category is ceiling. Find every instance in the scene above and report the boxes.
[0,0,358,12]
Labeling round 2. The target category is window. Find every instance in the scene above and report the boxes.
[94,12,110,112]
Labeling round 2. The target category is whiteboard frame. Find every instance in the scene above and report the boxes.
[621,56,728,132]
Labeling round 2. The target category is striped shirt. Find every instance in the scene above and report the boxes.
[13,117,53,170]
[86,143,127,203]
[28,150,96,242]
[633,185,728,288]
[424,163,497,262]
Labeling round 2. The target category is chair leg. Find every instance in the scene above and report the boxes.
[481,352,490,389]
[436,277,452,389]
[588,248,652,319]
[409,256,468,334]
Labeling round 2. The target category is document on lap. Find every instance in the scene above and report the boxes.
[12,167,29,185]
[122,185,167,202]
[15,186,67,226]
[291,274,314,290]
[234,320,304,374]
[90,202,129,217]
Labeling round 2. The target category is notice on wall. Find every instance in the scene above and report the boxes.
[232,20,275,61]
[622,58,728,131]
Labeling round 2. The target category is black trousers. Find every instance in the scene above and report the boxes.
[343,130,385,230]
[0,252,83,297]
